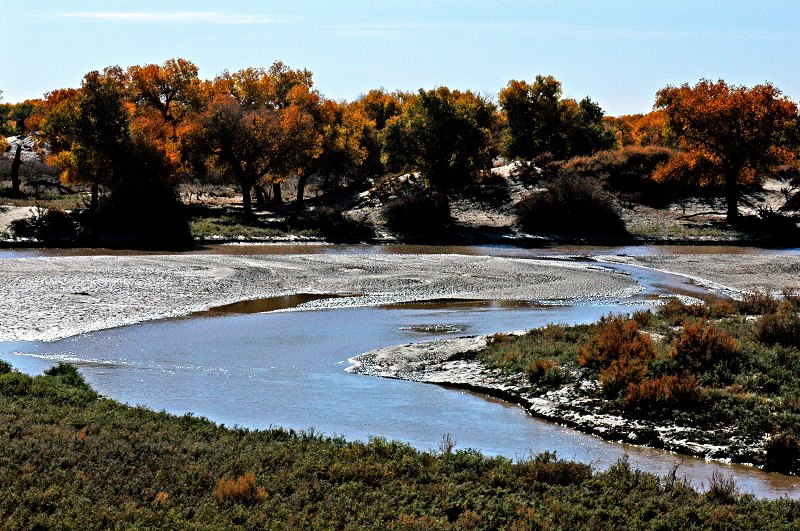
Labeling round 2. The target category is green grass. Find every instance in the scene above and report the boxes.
[189,214,319,241]
[1,362,799,528]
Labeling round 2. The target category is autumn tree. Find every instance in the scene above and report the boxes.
[499,75,614,160]
[183,64,322,213]
[606,111,671,148]
[654,79,798,221]
[350,89,405,178]
[41,68,132,208]
[381,87,498,200]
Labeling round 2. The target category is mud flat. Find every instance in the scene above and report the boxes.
[600,252,800,296]
[0,253,638,342]
[348,335,760,467]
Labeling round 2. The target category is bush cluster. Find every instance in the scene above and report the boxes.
[382,189,451,236]
[515,173,626,237]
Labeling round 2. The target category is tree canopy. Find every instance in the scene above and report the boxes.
[381,87,498,196]
[499,75,614,161]
[654,79,799,221]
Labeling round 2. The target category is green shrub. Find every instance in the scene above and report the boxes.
[44,363,90,390]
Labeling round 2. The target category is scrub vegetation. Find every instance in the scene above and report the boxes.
[1,361,799,529]
[478,292,800,474]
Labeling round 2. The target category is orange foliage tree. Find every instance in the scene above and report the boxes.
[654,79,798,221]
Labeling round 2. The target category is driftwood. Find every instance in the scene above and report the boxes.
[26,179,76,195]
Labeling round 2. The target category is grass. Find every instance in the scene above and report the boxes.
[1,361,799,528]
[477,295,800,474]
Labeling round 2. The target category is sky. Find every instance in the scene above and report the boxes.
[1,1,799,116]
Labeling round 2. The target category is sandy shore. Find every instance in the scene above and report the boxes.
[0,253,638,342]
[599,252,800,295]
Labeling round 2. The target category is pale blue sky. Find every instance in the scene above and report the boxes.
[2,1,798,115]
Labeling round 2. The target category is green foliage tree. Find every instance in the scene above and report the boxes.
[381,87,498,199]
[42,67,132,208]
[499,75,614,160]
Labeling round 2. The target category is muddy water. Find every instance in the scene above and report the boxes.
[1,245,799,499]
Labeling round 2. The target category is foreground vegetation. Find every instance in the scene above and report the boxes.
[478,292,800,473]
[1,362,799,529]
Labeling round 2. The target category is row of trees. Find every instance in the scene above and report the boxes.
[4,59,615,214]
[4,61,800,222]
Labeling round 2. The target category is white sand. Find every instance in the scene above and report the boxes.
[0,253,639,342]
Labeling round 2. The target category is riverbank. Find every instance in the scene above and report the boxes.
[348,334,746,466]
[0,253,638,342]
[349,295,800,474]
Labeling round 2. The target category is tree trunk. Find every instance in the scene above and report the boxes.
[254,184,266,207]
[10,145,22,194]
[725,168,739,222]
[295,173,308,209]
[241,181,252,214]
[90,183,99,210]
[272,182,283,205]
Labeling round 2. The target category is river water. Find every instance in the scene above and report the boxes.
[1,244,799,499]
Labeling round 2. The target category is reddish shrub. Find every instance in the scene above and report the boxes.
[670,321,740,372]
[622,374,701,411]
[580,316,656,370]
[213,472,267,505]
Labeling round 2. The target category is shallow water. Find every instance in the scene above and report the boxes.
[1,246,799,499]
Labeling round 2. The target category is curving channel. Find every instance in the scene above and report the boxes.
[1,244,799,499]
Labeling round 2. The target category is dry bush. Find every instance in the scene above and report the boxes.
[670,321,740,372]
[736,290,779,315]
[622,374,701,411]
[580,316,656,370]
[705,471,739,504]
[213,472,267,505]
[631,309,652,327]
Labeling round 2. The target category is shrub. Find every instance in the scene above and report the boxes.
[622,374,701,412]
[44,363,90,390]
[755,310,800,348]
[580,316,656,370]
[705,471,739,504]
[670,322,740,373]
[515,173,626,236]
[213,472,267,505]
[294,206,373,243]
[10,207,79,243]
[599,356,649,398]
[0,360,11,374]
[736,290,779,315]
[382,189,451,235]
[763,432,800,474]
[513,452,592,487]
[562,146,676,201]
[525,358,559,383]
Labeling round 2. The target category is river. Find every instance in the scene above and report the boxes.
[1,244,799,499]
